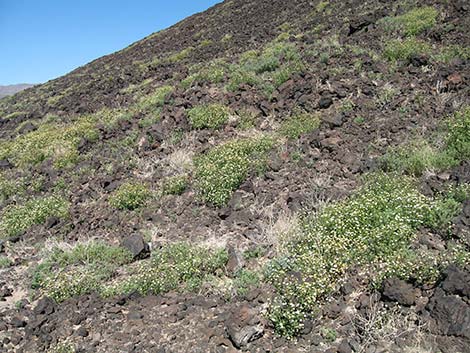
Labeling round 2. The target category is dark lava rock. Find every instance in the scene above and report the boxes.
[0,159,12,170]
[121,234,150,260]
[10,317,27,328]
[318,97,333,109]
[33,297,56,315]
[227,325,264,349]
[322,114,344,127]
[17,122,37,134]
[76,326,89,337]
[441,265,470,297]
[381,277,418,306]
[428,288,470,338]
[337,340,353,353]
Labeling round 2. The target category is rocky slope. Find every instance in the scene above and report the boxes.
[0,0,470,352]
[0,85,35,99]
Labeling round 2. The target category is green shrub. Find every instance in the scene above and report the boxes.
[233,269,260,296]
[109,182,150,210]
[446,106,470,161]
[380,140,457,176]
[162,175,188,195]
[381,7,438,37]
[380,107,470,175]
[0,173,25,204]
[384,38,431,62]
[433,45,470,63]
[194,137,274,206]
[227,40,304,94]
[32,242,132,303]
[0,256,12,268]
[265,174,461,338]
[0,116,99,168]
[103,243,228,296]
[167,47,194,63]
[280,113,320,139]
[0,196,69,238]
[188,104,230,129]
[182,60,227,88]
[134,85,173,116]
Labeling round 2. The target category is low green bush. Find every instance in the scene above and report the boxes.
[188,103,230,129]
[162,175,188,196]
[0,195,69,238]
[384,38,431,62]
[103,243,228,296]
[194,137,274,206]
[0,116,99,168]
[32,242,132,302]
[265,173,465,338]
[280,112,320,139]
[133,85,173,116]
[380,107,470,175]
[109,182,150,210]
[182,60,228,88]
[381,7,438,36]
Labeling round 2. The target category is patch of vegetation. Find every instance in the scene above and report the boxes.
[381,107,470,175]
[384,38,431,62]
[182,60,227,88]
[188,103,230,129]
[167,47,194,63]
[279,112,320,139]
[0,173,25,204]
[233,269,260,296]
[32,242,132,303]
[227,40,304,95]
[0,256,12,268]
[109,181,150,210]
[236,110,257,130]
[0,116,99,168]
[265,174,466,338]
[194,136,274,206]
[162,175,188,196]
[381,7,438,37]
[433,45,470,63]
[103,243,228,296]
[0,195,69,238]
[133,85,173,116]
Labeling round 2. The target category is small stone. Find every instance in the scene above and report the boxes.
[121,234,150,260]
[318,97,333,109]
[381,277,418,306]
[10,317,27,328]
[76,326,89,337]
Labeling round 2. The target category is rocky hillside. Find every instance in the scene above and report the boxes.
[0,0,470,352]
[0,84,35,99]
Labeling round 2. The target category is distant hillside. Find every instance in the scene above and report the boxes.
[0,84,35,99]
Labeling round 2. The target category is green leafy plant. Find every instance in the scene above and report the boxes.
[162,175,188,196]
[0,116,99,168]
[103,243,228,296]
[384,38,431,62]
[265,173,465,338]
[233,269,260,296]
[280,112,320,139]
[194,137,274,206]
[32,242,132,303]
[188,103,230,129]
[109,181,150,210]
[0,256,12,268]
[381,7,438,37]
[133,85,173,116]
[0,195,69,238]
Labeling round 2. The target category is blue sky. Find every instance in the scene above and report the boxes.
[0,0,221,85]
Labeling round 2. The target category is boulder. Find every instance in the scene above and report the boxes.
[121,234,150,260]
[381,277,418,306]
